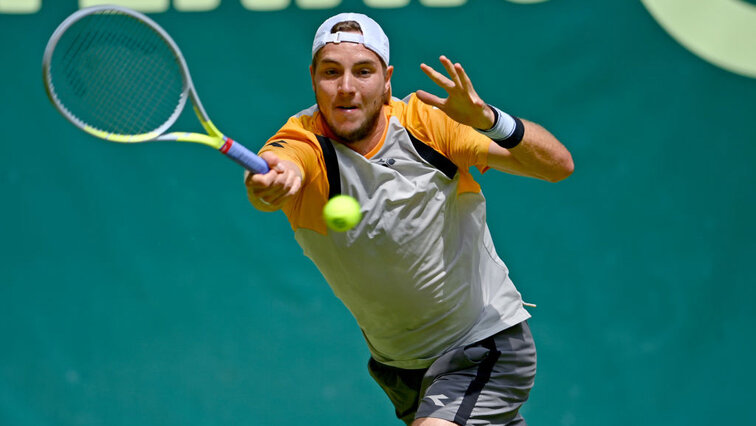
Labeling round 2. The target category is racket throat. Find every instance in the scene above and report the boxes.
[219,137,234,154]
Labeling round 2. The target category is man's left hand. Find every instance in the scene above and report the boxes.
[416,55,496,130]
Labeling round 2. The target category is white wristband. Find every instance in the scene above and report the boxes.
[476,105,517,140]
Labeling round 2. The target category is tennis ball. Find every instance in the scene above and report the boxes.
[323,195,362,232]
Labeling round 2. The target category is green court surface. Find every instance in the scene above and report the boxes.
[1,1,755,425]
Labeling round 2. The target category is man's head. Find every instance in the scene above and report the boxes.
[312,13,390,69]
[310,13,393,144]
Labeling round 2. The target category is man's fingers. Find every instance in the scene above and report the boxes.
[455,62,474,93]
[439,56,463,89]
[264,175,300,205]
[288,173,303,196]
[420,63,455,91]
[249,168,276,187]
[415,90,445,108]
[245,154,303,209]
[259,151,281,171]
[289,182,302,198]
[251,167,302,205]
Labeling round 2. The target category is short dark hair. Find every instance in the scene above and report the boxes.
[331,20,362,33]
[311,21,387,71]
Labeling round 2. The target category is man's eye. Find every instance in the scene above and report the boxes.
[358,68,373,76]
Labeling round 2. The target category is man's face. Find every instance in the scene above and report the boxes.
[311,41,393,143]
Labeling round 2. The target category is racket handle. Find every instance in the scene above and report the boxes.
[220,139,270,174]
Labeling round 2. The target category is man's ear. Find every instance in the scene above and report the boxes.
[310,64,316,92]
[384,65,394,104]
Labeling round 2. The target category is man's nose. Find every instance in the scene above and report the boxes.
[338,73,356,94]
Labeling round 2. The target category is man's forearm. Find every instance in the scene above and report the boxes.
[485,117,574,182]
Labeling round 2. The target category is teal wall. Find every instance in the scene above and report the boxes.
[2,1,755,425]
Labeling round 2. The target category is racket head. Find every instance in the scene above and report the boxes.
[42,5,191,143]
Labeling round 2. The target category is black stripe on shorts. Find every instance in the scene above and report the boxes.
[453,336,502,425]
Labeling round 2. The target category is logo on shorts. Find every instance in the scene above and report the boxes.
[426,394,449,407]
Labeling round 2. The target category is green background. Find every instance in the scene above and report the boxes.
[2,0,755,424]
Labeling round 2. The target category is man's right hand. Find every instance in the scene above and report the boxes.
[244,151,303,211]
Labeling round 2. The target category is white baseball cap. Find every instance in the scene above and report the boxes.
[312,13,390,66]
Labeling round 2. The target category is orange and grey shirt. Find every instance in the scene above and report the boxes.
[259,94,530,369]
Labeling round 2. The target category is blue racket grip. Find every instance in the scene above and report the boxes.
[220,138,270,174]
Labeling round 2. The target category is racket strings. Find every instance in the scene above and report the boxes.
[86,24,160,127]
[50,10,185,136]
[90,12,182,133]
[95,13,182,134]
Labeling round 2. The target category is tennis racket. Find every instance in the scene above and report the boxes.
[42,5,269,174]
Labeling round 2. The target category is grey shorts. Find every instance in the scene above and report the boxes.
[367,321,536,425]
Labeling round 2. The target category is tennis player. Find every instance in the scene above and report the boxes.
[246,13,573,425]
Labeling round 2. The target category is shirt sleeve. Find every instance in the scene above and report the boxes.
[397,95,487,194]
[403,94,491,172]
[443,120,491,173]
[259,116,321,182]
[257,114,331,233]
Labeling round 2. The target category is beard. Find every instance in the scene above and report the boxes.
[318,90,387,143]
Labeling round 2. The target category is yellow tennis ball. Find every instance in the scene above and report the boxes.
[323,195,362,232]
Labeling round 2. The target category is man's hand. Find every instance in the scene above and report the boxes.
[416,55,496,130]
[245,151,302,211]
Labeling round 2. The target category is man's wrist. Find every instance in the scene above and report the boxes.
[479,105,497,131]
[475,104,524,149]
